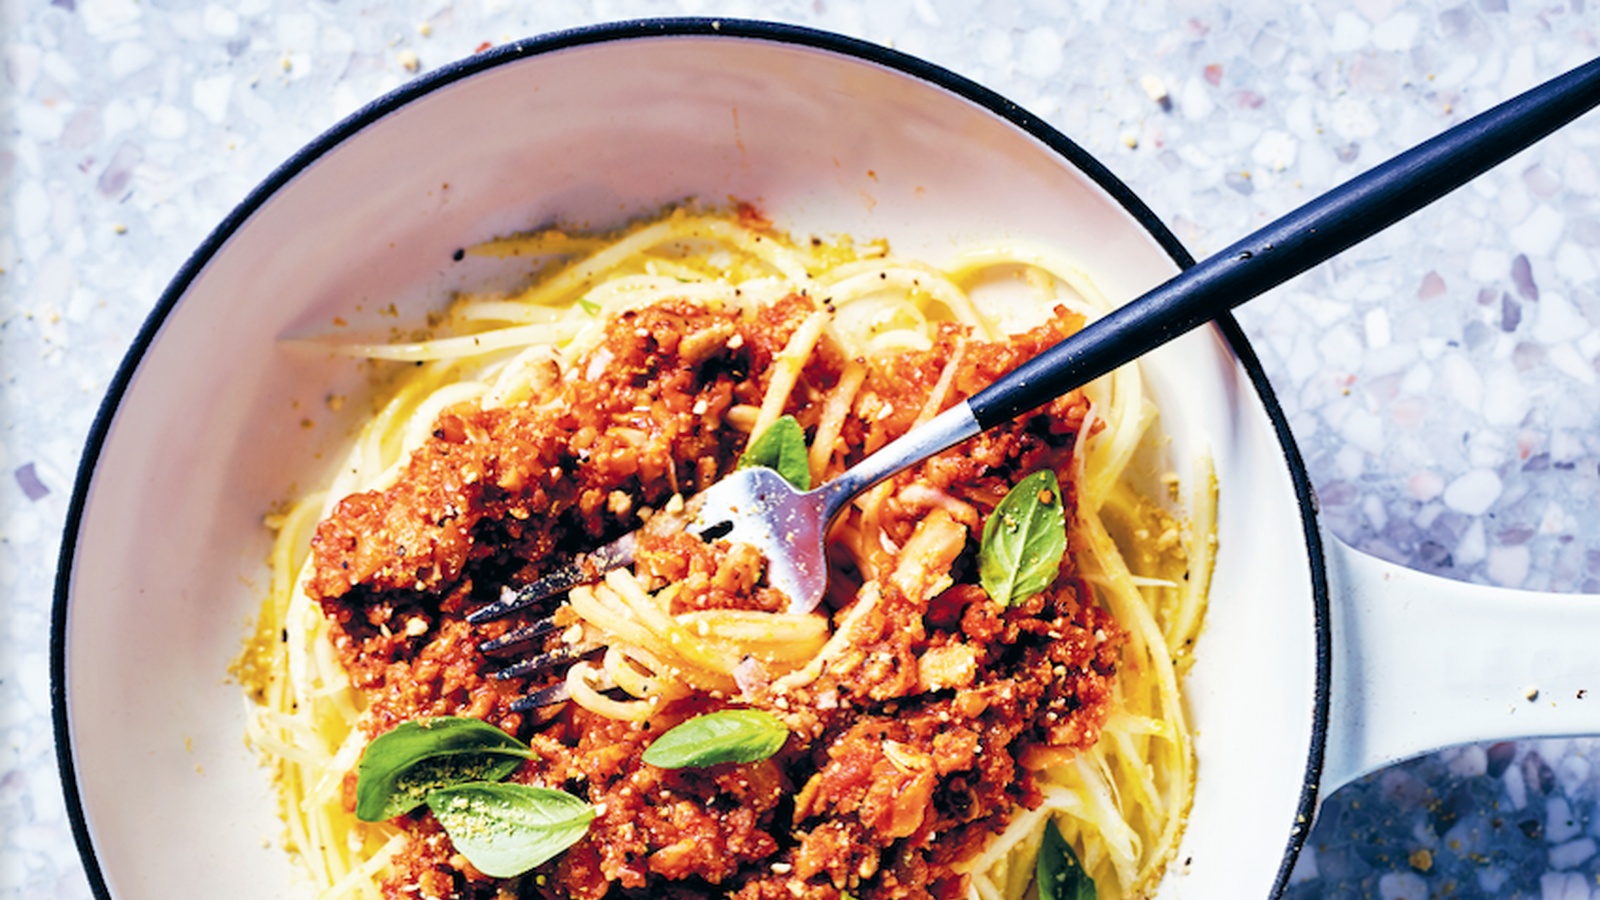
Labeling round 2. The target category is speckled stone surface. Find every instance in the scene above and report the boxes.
[5,1,1600,898]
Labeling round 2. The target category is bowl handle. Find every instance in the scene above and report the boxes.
[1320,536,1600,793]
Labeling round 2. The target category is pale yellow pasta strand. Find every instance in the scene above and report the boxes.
[567,661,656,722]
[807,359,867,483]
[306,320,585,362]
[751,309,830,439]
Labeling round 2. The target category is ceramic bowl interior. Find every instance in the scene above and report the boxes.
[56,21,1321,899]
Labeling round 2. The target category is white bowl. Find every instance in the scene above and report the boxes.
[53,19,1323,898]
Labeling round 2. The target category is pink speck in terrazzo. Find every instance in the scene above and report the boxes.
[1418,271,1447,300]
[1512,254,1540,300]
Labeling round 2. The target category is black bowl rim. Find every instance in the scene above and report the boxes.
[49,16,1330,899]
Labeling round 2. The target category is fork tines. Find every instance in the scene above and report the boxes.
[478,614,563,654]
[480,615,587,711]
[466,532,637,626]
[471,530,644,712]
[509,682,572,713]
[493,643,589,680]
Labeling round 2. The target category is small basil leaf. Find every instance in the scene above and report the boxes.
[355,716,532,821]
[978,470,1067,607]
[426,783,595,878]
[1036,817,1096,900]
[737,414,811,490]
[641,709,790,769]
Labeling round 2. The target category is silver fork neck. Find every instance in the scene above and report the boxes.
[812,401,983,523]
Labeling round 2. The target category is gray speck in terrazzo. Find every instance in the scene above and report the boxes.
[12,463,48,501]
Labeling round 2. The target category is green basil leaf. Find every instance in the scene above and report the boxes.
[641,709,790,769]
[737,414,811,490]
[426,783,595,878]
[355,716,532,821]
[978,469,1067,607]
[1036,817,1096,900]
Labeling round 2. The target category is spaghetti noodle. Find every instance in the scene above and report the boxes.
[237,205,1215,900]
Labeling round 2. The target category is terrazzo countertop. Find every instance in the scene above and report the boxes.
[5,1,1600,898]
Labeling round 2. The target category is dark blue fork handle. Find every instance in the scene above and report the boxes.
[967,55,1600,431]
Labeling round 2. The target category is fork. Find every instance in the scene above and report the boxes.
[469,55,1600,705]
